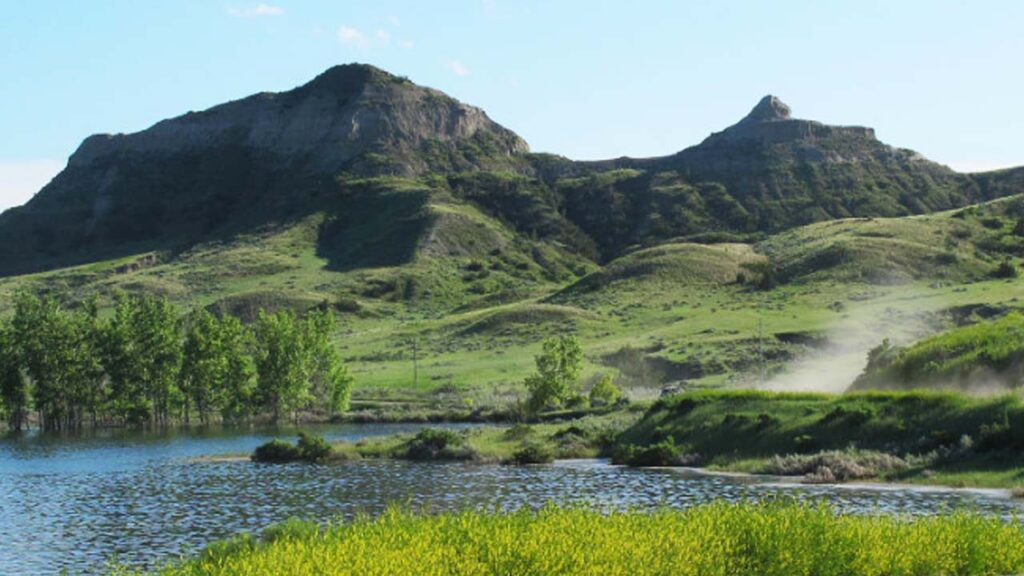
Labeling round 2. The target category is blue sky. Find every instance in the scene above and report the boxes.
[1,0,1022,210]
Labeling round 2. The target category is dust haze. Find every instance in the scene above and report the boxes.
[754,304,936,394]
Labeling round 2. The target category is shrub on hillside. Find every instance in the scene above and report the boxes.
[589,374,624,407]
[991,259,1019,279]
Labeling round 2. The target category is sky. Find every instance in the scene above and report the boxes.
[1,0,1022,211]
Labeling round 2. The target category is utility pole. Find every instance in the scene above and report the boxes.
[412,337,419,388]
[758,316,766,386]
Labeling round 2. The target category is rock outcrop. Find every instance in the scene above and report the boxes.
[68,64,527,175]
[0,74,1021,276]
[699,94,877,148]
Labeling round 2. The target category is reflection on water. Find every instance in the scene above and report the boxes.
[1,425,1021,574]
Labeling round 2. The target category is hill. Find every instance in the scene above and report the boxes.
[3,65,1023,277]
[0,64,530,276]
[1,64,1023,405]
[852,313,1024,392]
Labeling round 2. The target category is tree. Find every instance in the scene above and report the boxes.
[253,310,311,422]
[101,294,182,426]
[1013,217,1024,237]
[0,320,29,431]
[63,301,105,428]
[524,335,583,414]
[10,292,104,430]
[182,310,256,424]
[303,308,353,416]
[589,374,623,407]
[216,314,256,422]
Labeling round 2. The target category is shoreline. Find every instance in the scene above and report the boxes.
[648,463,1018,499]
[194,443,1024,498]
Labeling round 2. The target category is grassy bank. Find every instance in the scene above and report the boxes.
[615,389,1024,488]
[128,503,1024,576]
[251,408,645,465]
[249,389,1024,489]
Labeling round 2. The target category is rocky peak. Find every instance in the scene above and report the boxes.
[738,95,792,125]
[696,94,876,148]
[296,63,398,99]
[67,63,527,173]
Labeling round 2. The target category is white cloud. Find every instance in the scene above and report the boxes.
[0,159,63,212]
[388,15,401,27]
[338,25,370,48]
[227,3,284,18]
[376,29,391,44]
[401,40,415,49]
[445,60,471,77]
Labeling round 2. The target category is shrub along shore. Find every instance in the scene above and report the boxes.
[251,389,1024,490]
[124,502,1024,576]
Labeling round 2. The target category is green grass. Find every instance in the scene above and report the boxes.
[328,408,644,463]
[615,389,1024,488]
[2,195,1023,410]
[854,313,1024,391]
[128,502,1024,576]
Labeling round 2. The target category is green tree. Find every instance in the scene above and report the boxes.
[216,314,256,422]
[182,310,256,424]
[524,335,583,414]
[253,310,311,422]
[101,294,182,426]
[589,374,623,407]
[64,301,106,428]
[0,320,29,431]
[11,293,104,430]
[303,308,353,416]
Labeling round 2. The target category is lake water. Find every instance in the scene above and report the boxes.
[1,423,1021,575]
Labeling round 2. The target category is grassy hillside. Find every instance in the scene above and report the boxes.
[614,389,1024,487]
[853,313,1024,392]
[2,194,1023,411]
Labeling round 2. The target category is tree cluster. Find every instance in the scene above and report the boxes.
[0,292,352,431]
[524,335,584,414]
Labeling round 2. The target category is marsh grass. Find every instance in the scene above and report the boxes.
[132,502,1024,576]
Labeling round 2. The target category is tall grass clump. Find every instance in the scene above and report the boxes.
[138,502,1024,576]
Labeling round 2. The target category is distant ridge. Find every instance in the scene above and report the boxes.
[0,65,1021,275]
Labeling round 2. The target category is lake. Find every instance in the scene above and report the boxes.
[1,423,1020,574]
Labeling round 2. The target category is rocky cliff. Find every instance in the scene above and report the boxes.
[0,68,1020,275]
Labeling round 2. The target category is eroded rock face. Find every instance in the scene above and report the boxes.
[69,64,528,175]
[700,94,877,149]
[0,78,1020,277]
[738,95,792,124]
[0,64,532,275]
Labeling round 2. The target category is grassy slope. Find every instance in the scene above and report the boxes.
[135,503,1024,576]
[616,389,1024,488]
[853,313,1024,391]
[2,194,1023,409]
